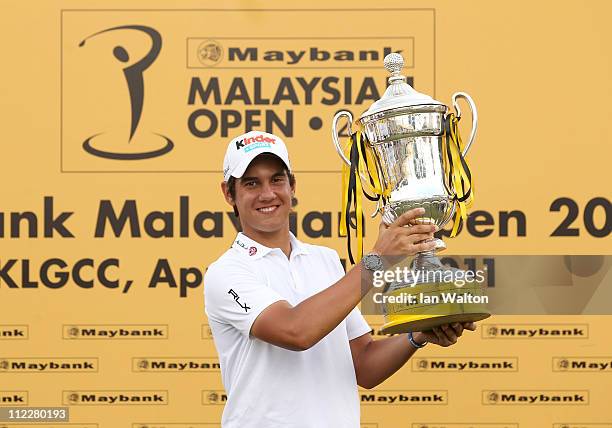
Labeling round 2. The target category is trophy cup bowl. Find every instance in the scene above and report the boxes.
[332,53,490,334]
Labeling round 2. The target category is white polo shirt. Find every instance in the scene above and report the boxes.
[204,232,371,428]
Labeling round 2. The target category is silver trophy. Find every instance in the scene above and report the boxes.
[332,53,490,334]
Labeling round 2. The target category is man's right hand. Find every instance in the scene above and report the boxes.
[372,207,437,258]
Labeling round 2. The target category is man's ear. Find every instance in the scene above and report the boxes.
[221,181,234,206]
[290,178,297,207]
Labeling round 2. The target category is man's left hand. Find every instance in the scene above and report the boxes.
[413,322,476,347]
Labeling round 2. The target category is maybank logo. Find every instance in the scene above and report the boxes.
[483,390,589,405]
[132,357,220,372]
[0,358,98,372]
[63,324,168,340]
[360,390,447,405]
[187,38,413,69]
[412,357,518,372]
[0,325,28,339]
[201,390,227,405]
[412,424,519,428]
[553,357,612,371]
[482,324,588,339]
[63,390,168,405]
[0,390,28,405]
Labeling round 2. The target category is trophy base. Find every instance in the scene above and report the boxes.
[377,250,491,335]
[380,312,491,335]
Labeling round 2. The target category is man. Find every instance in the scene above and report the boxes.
[204,130,475,428]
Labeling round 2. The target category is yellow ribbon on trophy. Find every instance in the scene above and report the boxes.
[339,130,389,264]
[442,113,474,237]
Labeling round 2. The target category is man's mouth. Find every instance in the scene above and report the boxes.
[256,205,279,213]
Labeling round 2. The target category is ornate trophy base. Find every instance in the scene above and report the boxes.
[379,251,491,335]
[381,312,491,335]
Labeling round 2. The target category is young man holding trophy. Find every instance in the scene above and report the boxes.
[204,127,476,427]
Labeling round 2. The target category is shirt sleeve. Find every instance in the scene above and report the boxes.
[345,306,372,340]
[204,257,286,337]
[327,249,372,341]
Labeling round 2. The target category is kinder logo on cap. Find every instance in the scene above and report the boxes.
[244,141,274,153]
[235,133,277,149]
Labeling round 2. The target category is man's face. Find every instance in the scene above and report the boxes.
[223,154,294,236]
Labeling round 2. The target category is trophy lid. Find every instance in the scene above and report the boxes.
[360,53,443,119]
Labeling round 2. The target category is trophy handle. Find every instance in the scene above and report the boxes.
[451,92,478,156]
[332,110,382,218]
[332,110,354,166]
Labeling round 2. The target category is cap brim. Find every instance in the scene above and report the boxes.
[229,152,291,180]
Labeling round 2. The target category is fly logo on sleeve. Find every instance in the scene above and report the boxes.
[228,289,251,313]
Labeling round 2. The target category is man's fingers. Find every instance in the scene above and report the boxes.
[462,322,477,331]
[441,324,458,343]
[390,208,426,228]
[431,327,444,342]
[428,323,475,348]
[451,322,464,337]
[431,327,450,346]
[399,224,437,236]
[406,233,436,244]
[410,240,437,253]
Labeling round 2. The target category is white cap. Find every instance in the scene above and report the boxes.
[222,131,291,181]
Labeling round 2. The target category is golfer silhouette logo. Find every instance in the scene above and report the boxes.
[79,25,173,160]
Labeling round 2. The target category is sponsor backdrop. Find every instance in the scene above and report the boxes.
[0,1,610,427]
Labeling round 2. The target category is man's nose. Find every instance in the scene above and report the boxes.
[258,181,275,200]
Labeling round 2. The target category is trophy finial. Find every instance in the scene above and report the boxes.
[384,53,406,84]
[384,52,404,74]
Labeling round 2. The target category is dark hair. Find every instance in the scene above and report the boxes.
[227,167,296,217]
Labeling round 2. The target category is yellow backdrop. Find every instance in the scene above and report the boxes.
[1,1,610,427]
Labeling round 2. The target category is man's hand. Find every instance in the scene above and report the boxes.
[372,207,437,258]
[413,322,477,347]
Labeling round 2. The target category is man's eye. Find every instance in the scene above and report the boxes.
[273,176,285,183]
[244,181,256,187]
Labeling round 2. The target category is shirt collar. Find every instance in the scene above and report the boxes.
[288,232,309,256]
[231,232,309,260]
